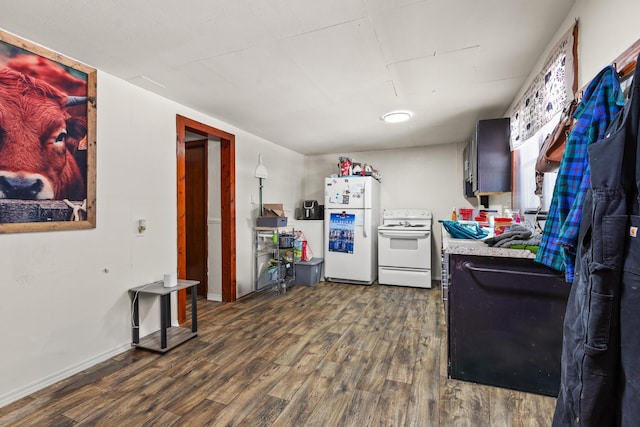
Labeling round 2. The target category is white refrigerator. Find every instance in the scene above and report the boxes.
[323,176,380,285]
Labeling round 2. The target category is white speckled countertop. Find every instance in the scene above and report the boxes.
[441,226,536,259]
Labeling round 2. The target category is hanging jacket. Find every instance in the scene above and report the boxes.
[553,56,640,426]
[535,66,625,282]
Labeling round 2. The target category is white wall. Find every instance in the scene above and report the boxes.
[511,0,640,210]
[304,143,476,279]
[234,135,304,297]
[0,66,304,406]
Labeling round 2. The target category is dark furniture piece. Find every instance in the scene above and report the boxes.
[447,254,570,396]
[469,117,512,195]
[128,279,199,353]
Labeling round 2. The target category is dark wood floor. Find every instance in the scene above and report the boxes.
[0,281,555,426]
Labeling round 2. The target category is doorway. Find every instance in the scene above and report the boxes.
[185,139,208,297]
[176,115,236,323]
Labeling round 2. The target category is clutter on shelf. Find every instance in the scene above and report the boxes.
[256,203,287,227]
[337,156,382,181]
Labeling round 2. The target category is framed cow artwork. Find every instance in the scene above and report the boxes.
[0,29,96,233]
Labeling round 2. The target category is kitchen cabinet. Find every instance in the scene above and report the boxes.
[468,118,511,195]
[255,227,295,294]
[447,253,570,396]
[462,144,475,198]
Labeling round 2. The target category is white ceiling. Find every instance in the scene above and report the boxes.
[1,0,576,155]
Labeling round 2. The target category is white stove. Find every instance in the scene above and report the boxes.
[377,209,432,288]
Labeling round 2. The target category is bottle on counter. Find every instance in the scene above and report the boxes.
[451,207,457,221]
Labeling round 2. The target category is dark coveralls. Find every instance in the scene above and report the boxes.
[553,56,640,426]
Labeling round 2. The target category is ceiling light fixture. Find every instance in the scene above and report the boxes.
[382,111,412,123]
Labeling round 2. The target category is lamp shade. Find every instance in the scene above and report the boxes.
[255,154,268,179]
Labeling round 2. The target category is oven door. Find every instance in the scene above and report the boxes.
[377,229,431,269]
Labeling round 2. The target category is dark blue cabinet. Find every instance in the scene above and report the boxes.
[470,118,511,194]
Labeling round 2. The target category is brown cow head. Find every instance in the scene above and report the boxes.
[6,54,86,96]
[0,68,86,200]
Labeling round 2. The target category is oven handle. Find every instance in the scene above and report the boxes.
[462,262,564,278]
[378,230,430,238]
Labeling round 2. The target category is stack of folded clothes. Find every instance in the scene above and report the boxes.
[483,224,541,252]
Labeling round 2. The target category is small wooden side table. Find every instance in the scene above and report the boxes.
[128,279,199,353]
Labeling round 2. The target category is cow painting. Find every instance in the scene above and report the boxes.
[0,68,86,200]
[6,54,87,96]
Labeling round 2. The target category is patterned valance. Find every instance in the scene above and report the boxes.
[510,22,578,150]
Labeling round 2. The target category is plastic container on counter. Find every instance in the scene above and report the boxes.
[459,208,473,221]
[493,218,513,235]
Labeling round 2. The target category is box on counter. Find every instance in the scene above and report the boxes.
[262,203,285,217]
[257,203,288,227]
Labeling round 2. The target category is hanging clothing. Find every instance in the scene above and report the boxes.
[535,66,625,282]
[552,56,640,426]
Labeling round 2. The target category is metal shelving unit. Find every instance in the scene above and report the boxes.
[254,227,295,295]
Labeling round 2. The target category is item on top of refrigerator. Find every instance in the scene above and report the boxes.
[352,162,363,175]
[364,164,382,181]
[451,207,457,221]
[338,156,352,176]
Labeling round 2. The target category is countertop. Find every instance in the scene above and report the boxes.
[441,226,536,259]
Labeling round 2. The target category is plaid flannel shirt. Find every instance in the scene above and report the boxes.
[535,66,625,282]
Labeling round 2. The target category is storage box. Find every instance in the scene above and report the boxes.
[258,203,288,227]
[294,258,324,286]
[257,216,288,227]
[262,203,285,217]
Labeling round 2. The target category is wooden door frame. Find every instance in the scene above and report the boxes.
[176,115,236,323]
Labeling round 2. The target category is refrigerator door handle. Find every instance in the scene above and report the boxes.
[362,180,367,238]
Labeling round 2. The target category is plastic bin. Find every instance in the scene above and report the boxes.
[459,208,473,221]
[294,258,324,286]
[257,216,287,227]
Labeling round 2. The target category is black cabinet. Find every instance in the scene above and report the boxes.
[447,254,570,396]
[462,145,475,198]
[470,118,511,194]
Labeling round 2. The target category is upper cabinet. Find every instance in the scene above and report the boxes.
[466,118,511,195]
[462,144,474,198]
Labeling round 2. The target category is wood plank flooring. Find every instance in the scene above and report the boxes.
[0,282,556,426]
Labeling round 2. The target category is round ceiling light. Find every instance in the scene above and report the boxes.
[382,111,412,123]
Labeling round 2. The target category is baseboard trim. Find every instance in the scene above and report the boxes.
[207,293,222,302]
[0,342,131,408]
